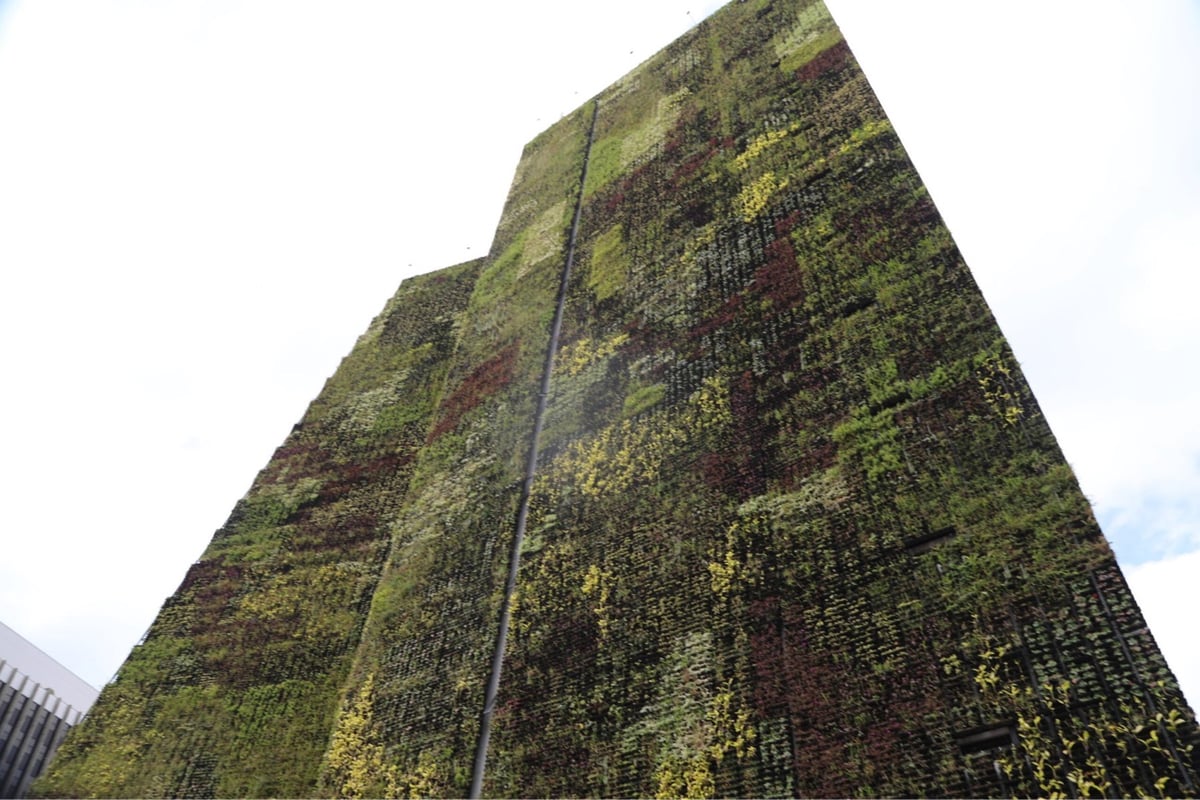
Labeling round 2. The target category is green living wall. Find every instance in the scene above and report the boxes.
[36,0,1199,797]
[33,259,484,798]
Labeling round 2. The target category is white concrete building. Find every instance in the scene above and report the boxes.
[0,621,99,798]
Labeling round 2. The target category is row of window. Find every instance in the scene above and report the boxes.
[0,670,83,798]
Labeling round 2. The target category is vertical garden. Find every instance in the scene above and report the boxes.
[35,0,1198,797]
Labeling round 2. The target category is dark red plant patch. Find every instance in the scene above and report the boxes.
[793,38,851,84]
[428,341,520,442]
[752,236,806,310]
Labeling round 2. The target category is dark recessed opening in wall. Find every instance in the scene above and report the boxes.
[956,723,1017,755]
[905,525,957,556]
[869,388,911,415]
[838,295,876,318]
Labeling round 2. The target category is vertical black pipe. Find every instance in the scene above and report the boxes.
[469,99,600,799]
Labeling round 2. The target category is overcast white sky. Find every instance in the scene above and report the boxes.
[0,2,1196,710]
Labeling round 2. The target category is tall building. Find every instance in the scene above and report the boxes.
[1,622,98,798]
[35,1,1199,797]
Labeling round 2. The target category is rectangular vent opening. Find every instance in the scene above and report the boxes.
[838,295,876,318]
[956,724,1016,755]
[905,526,957,556]
[869,389,911,415]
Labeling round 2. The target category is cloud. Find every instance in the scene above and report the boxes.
[1121,207,1200,353]
[1125,550,1200,708]
[1047,205,1200,562]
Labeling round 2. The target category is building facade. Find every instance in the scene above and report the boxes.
[1,622,98,798]
[35,0,1199,796]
